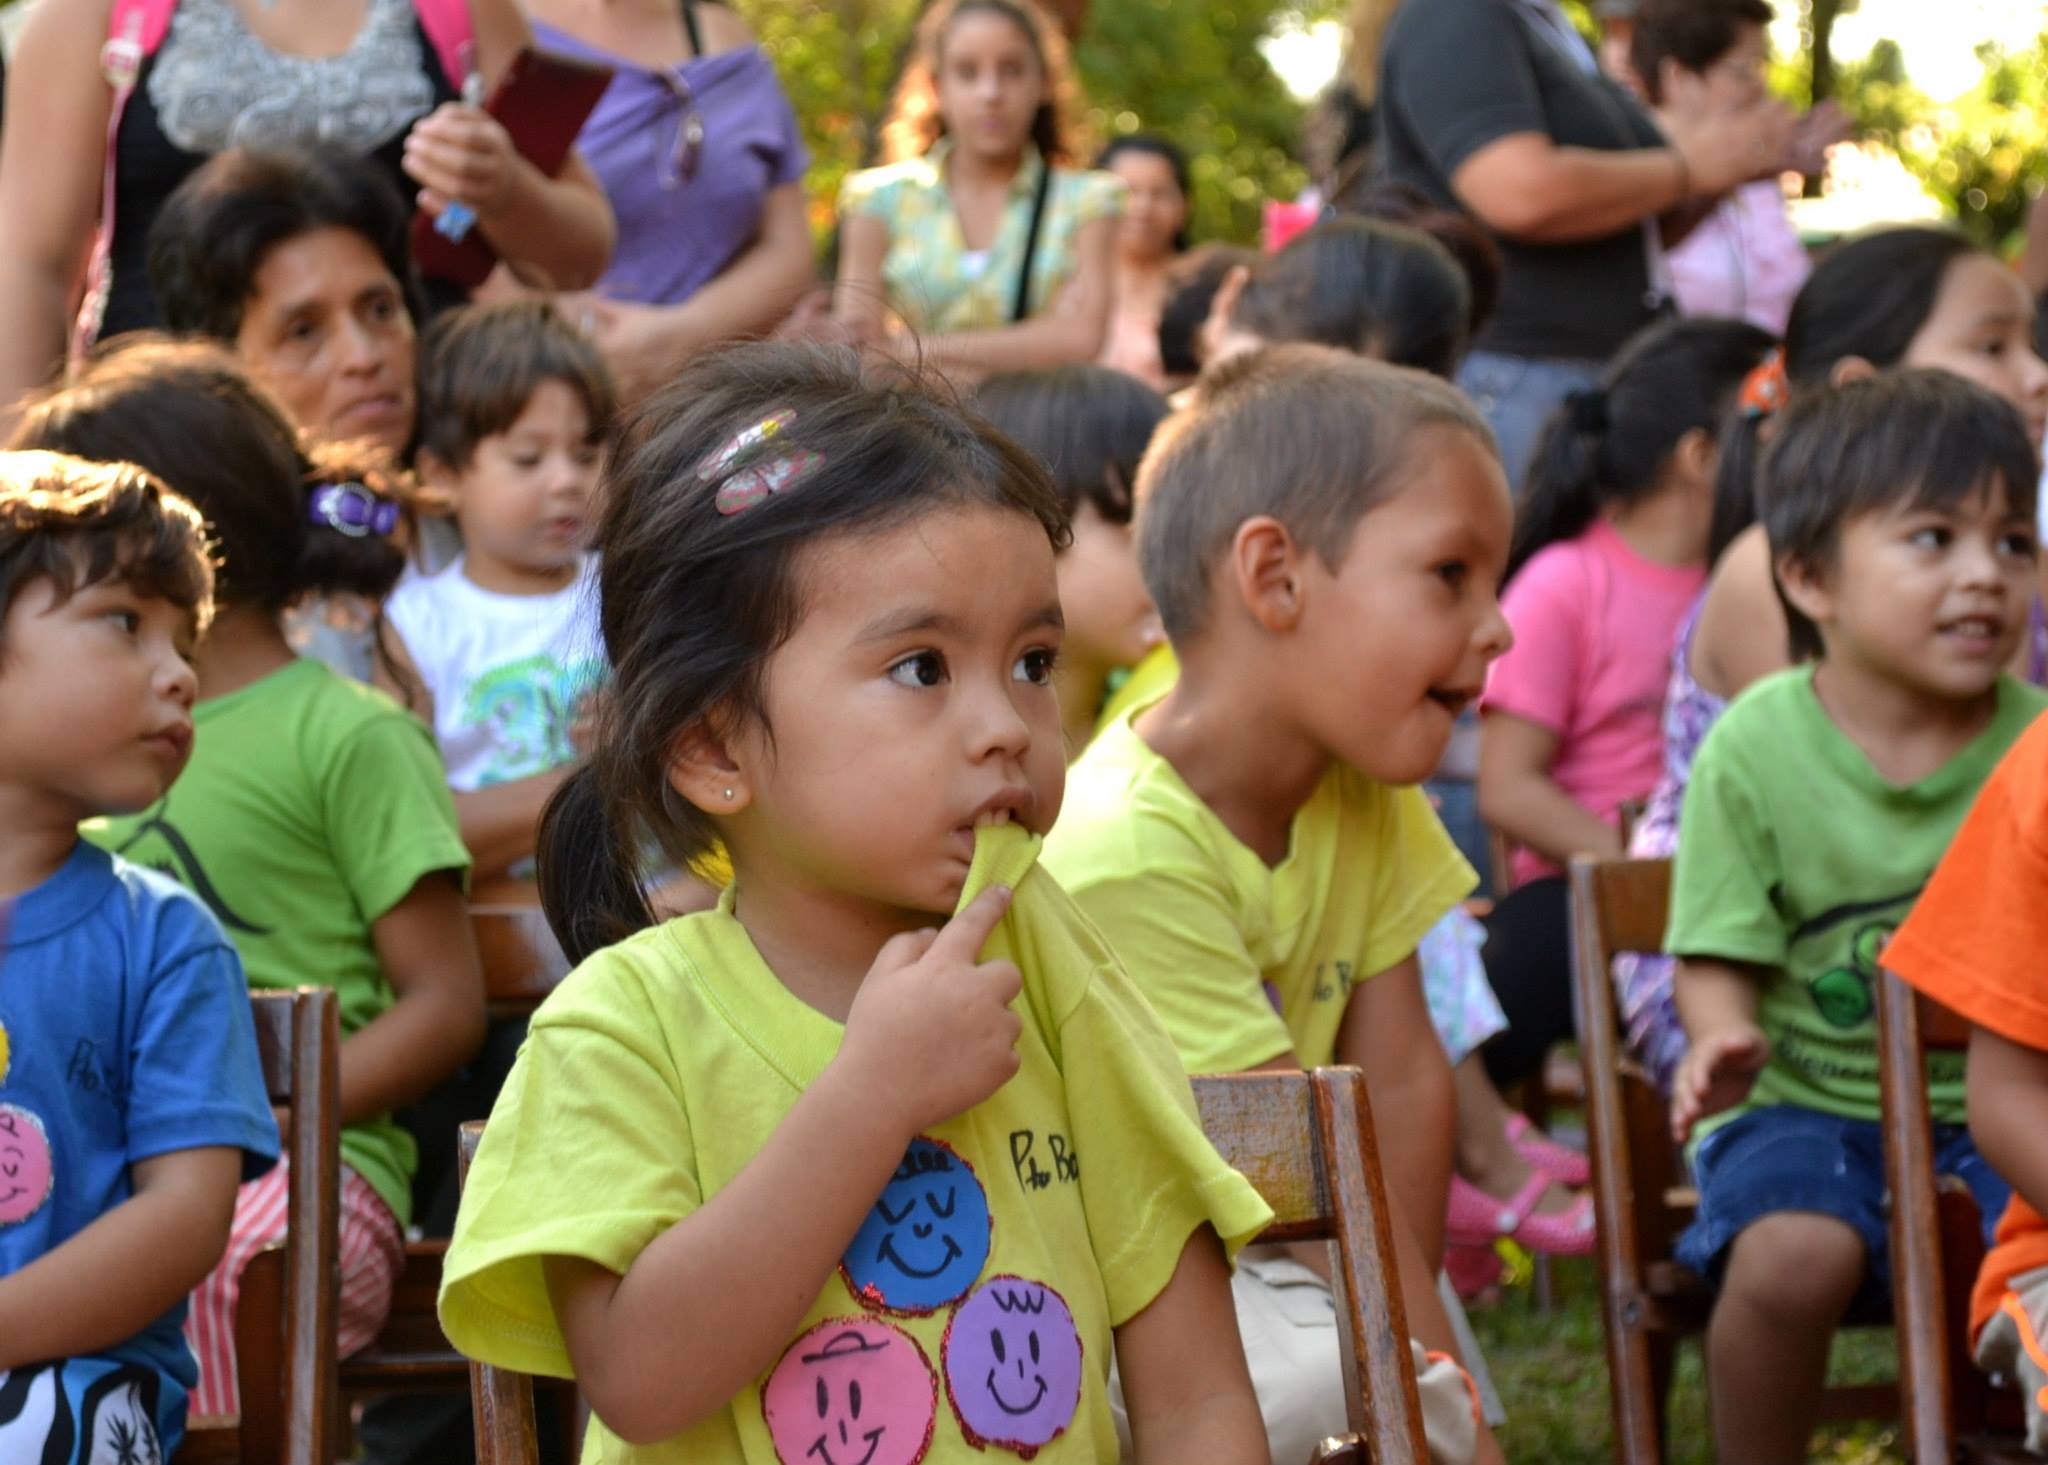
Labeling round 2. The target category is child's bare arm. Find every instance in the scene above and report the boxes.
[0,1147,242,1372]
[1967,1026,2048,1212]
[1478,710,1625,866]
[1114,1226,1269,1465]
[1671,957,1770,1140]
[542,888,1021,1445]
[451,774,572,880]
[344,871,486,1125]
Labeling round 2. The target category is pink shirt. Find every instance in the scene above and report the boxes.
[1483,521,1706,886]
[1667,179,1811,335]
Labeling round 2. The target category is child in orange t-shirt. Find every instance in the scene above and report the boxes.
[1888,710,2048,1450]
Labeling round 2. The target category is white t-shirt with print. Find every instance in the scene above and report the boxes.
[384,555,604,792]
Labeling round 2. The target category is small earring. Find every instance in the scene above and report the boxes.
[723,788,735,801]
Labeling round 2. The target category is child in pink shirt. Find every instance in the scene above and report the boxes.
[1475,317,1775,1090]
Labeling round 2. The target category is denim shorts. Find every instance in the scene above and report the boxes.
[1675,1104,2008,1312]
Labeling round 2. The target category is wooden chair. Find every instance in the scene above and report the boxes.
[177,987,342,1465]
[454,1066,1433,1465]
[1194,1068,1432,1465]
[1876,969,2033,1464]
[1569,855,1904,1464]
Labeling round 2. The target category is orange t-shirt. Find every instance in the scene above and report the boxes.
[1887,712,2048,1341]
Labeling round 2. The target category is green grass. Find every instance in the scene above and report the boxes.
[1467,1257,1908,1464]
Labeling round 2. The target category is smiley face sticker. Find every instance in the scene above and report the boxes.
[763,1317,937,1465]
[943,1275,1083,1456]
[842,1137,991,1314]
[0,1102,54,1227]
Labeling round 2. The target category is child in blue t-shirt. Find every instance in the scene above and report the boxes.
[0,451,278,1464]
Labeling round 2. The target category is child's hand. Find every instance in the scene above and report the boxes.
[837,886,1023,1139]
[1670,1023,1771,1141]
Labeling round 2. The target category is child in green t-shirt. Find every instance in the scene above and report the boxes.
[1667,368,2048,1465]
[11,339,484,1419]
[440,343,1274,1465]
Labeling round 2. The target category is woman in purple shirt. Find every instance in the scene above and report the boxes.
[527,0,813,402]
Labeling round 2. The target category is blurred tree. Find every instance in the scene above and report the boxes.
[1893,36,2048,253]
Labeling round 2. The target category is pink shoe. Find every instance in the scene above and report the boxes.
[1446,1174,1596,1256]
[1505,1112,1591,1187]
[1445,1242,1503,1302]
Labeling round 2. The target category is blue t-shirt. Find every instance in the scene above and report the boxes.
[0,843,278,1421]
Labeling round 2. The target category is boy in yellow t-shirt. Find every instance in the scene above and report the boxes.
[1043,345,1515,1465]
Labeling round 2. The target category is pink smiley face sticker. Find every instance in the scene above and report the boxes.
[0,1102,54,1226]
[763,1317,937,1465]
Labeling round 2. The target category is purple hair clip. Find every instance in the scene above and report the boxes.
[310,482,399,538]
[697,408,827,515]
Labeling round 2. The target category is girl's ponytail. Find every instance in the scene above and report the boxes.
[536,763,656,966]
[1508,317,1777,585]
[1507,386,1608,585]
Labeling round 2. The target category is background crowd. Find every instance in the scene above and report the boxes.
[2,0,2047,1463]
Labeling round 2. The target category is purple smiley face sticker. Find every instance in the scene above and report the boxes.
[942,1275,1083,1456]
[763,1318,936,1465]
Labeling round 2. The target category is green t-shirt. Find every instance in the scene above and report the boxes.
[1043,698,1475,1074]
[441,823,1272,1465]
[85,658,471,1223]
[1666,667,2048,1137]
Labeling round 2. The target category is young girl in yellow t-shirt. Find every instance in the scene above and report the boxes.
[440,342,1274,1465]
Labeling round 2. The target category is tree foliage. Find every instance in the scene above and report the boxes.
[735,0,1336,245]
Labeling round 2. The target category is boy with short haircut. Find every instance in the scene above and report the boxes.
[0,452,278,1464]
[1666,369,2047,1465]
[1042,345,1514,1465]
[382,300,615,881]
[1888,713,2048,1454]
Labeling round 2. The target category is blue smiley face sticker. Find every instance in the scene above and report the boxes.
[841,1137,991,1314]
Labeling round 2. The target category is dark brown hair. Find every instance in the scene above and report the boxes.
[1762,368,2042,661]
[538,342,1069,962]
[973,365,1168,526]
[1135,344,1494,641]
[0,450,213,651]
[1629,0,1774,104]
[417,300,618,471]
[880,0,1084,164]
[1230,218,1472,380]
[9,337,424,614]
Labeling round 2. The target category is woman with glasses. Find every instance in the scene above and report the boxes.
[1623,0,1830,335]
[527,0,812,404]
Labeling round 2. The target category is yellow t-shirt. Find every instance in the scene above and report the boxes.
[440,823,1271,1465]
[1042,701,1477,1074]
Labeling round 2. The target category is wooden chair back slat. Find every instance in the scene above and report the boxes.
[177,989,340,1465]
[472,905,570,1013]
[1195,1069,1429,1462]
[458,1121,543,1465]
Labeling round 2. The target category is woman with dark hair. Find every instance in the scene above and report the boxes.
[832,0,1123,380]
[1096,133,1191,389]
[148,146,427,462]
[0,0,613,422]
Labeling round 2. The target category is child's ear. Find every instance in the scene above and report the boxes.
[665,717,752,815]
[1200,265,1252,367]
[1673,426,1718,491]
[1775,547,1835,631]
[1230,515,1307,633]
[1829,356,1879,388]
